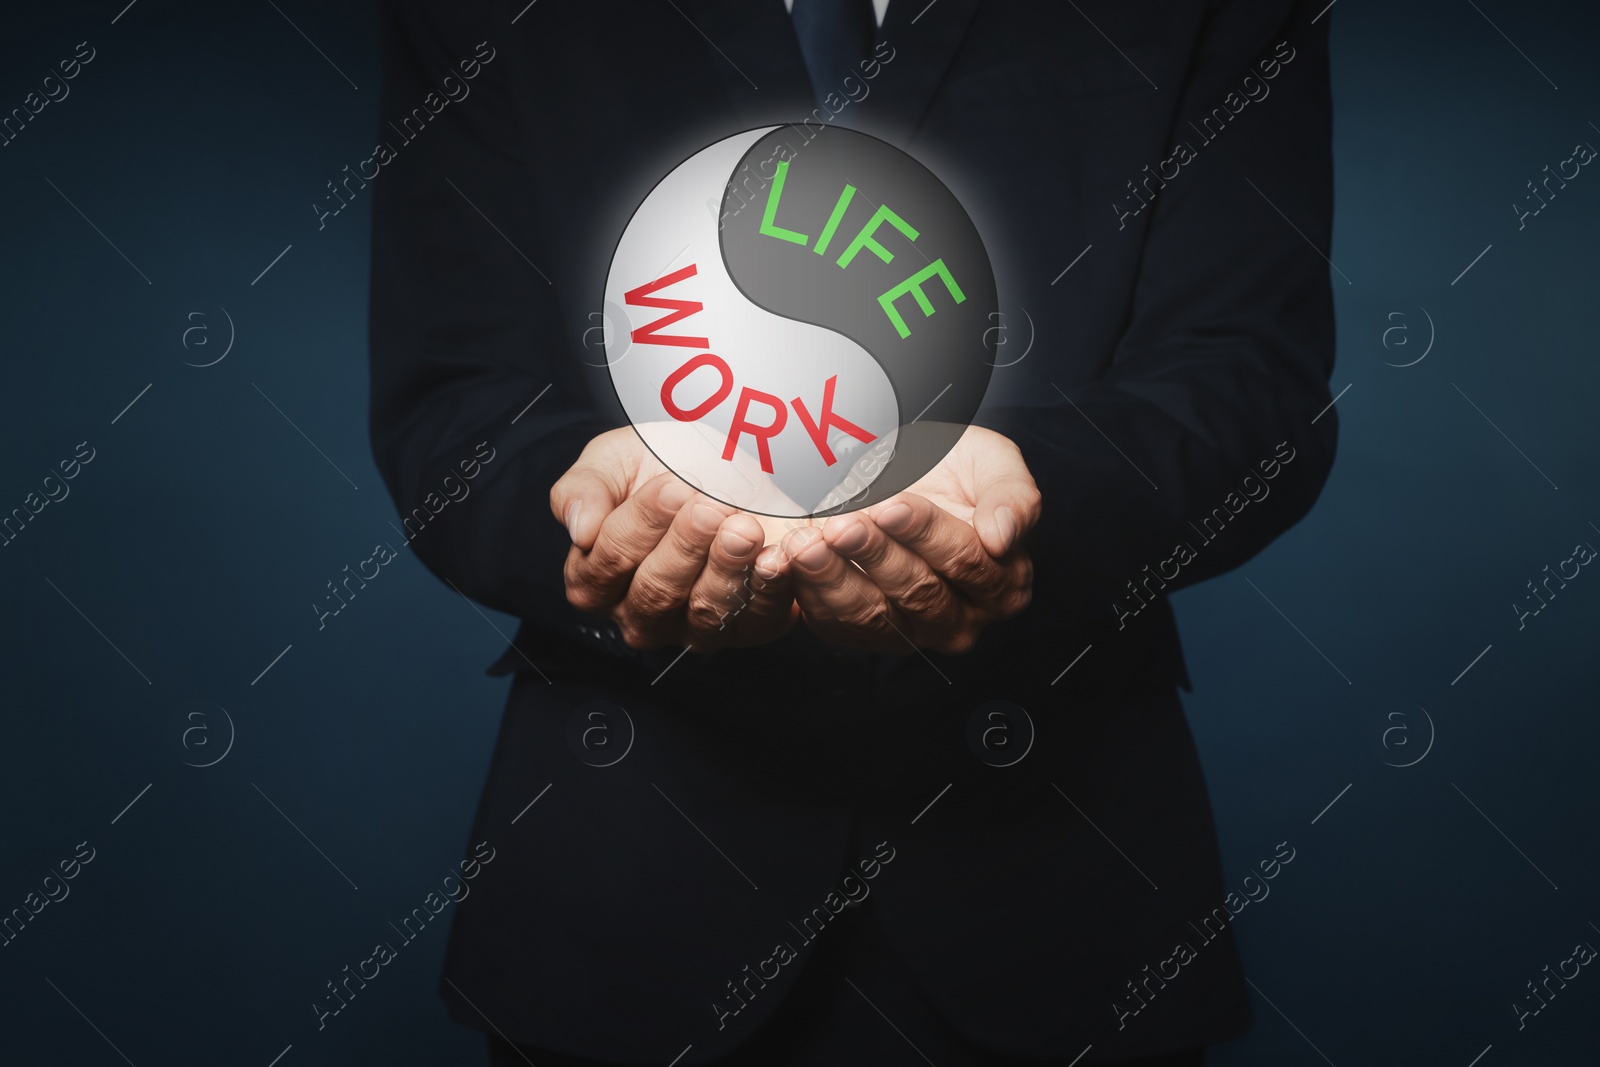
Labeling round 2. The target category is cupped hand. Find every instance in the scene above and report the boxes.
[779,425,1040,654]
[550,427,802,650]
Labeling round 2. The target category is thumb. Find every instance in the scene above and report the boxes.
[972,473,1041,557]
[550,466,623,551]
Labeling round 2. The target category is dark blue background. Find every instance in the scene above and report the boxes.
[1,1,1597,1064]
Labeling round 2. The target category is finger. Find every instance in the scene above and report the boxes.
[687,517,797,648]
[994,553,1035,620]
[565,473,694,613]
[620,494,731,642]
[781,526,901,651]
[731,543,801,645]
[550,430,652,549]
[683,511,761,638]
[971,471,1042,557]
[868,494,1008,600]
[550,467,619,551]
[821,512,958,628]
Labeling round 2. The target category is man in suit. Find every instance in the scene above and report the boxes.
[369,0,1337,1063]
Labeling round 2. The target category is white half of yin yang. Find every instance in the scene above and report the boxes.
[604,127,899,518]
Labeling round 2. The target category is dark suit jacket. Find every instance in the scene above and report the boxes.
[368,0,1337,1061]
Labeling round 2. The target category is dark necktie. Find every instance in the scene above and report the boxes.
[791,0,876,110]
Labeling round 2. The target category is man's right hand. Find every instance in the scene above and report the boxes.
[550,428,800,650]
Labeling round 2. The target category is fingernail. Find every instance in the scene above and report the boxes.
[660,479,694,510]
[719,526,756,558]
[564,501,583,545]
[994,506,1017,550]
[755,549,782,580]
[830,521,869,554]
[783,526,818,551]
[691,503,725,534]
[875,501,913,534]
[796,542,830,571]
[785,528,831,572]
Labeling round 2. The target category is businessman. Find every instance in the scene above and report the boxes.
[369,0,1338,1064]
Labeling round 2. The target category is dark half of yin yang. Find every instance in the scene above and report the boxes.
[719,124,997,516]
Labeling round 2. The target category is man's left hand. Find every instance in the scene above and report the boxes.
[779,426,1041,654]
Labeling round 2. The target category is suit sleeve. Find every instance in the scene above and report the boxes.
[368,2,612,627]
[974,0,1338,630]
